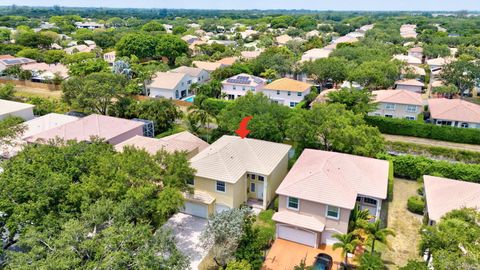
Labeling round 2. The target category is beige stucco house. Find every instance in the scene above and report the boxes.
[183,135,291,218]
[370,90,424,120]
[273,149,389,248]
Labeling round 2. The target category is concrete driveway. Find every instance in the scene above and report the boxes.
[163,213,208,270]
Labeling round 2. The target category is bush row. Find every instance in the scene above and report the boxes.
[386,141,480,164]
[382,154,480,182]
[365,116,480,145]
[407,196,425,215]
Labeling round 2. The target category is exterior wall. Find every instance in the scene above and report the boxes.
[221,83,264,100]
[195,70,210,84]
[265,154,289,208]
[148,88,176,99]
[192,176,244,214]
[396,84,423,93]
[262,88,310,107]
[0,107,34,121]
[278,195,350,236]
[109,126,144,145]
[147,75,192,99]
[369,102,422,120]
[432,118,480,129]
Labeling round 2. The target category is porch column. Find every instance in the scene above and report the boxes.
[263,178,268,210]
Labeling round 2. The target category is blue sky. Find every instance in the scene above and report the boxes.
[2,0,480,11]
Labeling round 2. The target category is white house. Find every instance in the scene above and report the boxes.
[145,72,193,99]
[221,73,267,100]
[171,66,210,84]
[0,99,35,121]
[262,78,312,108]
[103,51,116,64]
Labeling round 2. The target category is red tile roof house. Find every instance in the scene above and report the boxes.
[273,149,389,248]
[424,175,480,226]
[395,79,424,93]
[24,114,144,145]
[370,90,424,120]
[428,98,480,128]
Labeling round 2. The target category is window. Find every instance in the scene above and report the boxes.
[242,87,246,91]
[187,80,192,85]
[250,183,255,192]
[363,198,377,206]
[258,176,264,181]
[287,91,291,96]
[287,197,299,210]
[384,114,393,118]
[406,105,417,113]
[290,102,298,108]
[384,103,395,110]
[326,205,340,219]
[405,116,415,120]
[233,86,236,90]
[374,112,381,116]
[297,92,302,97]
[250,174,256,180]
[187,178,194,186]
[216,181,226,192]
[277,90,280,95]
[461,123,469,128]
[251,87,255,91]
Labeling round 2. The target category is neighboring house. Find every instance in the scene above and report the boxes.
[427,57,451,71]
[184,135,291,218]
[240,51,262,60]
[408,47,423,59]
[0,99,35,121]
[332,35,359,45]
[276,34,292,45]
[181,35,199,44]
[64,44,97,55]
[370,90,424,120]
[400,24,417,39]
[171,66,210,84]
[103,51,116,64]
[221,73,267,100]
[306,30,320,39]
[301,48,331,62]
[20,113,79,139]
[401,64,426,77]
[424,175,480,226]
[114,131,209,159]
[25,114,144,145]
[192,61,227,73]
[262,78,312,108]
[21,62,69,82]
[393,54,422,66]
[395,79,424,93]
[0,57,36,72]
[273,149,389,248]
[75,22,104,29]
[145,72,192,99]
[428,98,480,128]
[216,57,238,66]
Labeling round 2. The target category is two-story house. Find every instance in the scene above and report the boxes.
[183,135,291,218]
[395,79,424,93]
[262,78,312,108]
[273,149,389,248]
[423,175,480,226]
[221,73,267,100]
[370,90,424,120]
[171,66,210,84]
[428,98,480,128]
[145,72,192,99]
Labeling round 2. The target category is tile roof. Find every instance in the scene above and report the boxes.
[147,72,189,89]
[424,175,480,222]
[273,211,325,232]
[221,73,267,87]
[276,34,292,45]
[215,57,238,66]
[190,135,291,183]
[372,90,423,106]
[395,79,424,87]
[21,113,78,139]
[0,99,35,115]
[393,54,422,65]
[25,114,143,144]
[276,149,389,210]
[192,61,225,72]
[114,131,209,157]
[263,78,312,92]
[428,98,480,124]
[21,62,69,78]
[171,66,205,77]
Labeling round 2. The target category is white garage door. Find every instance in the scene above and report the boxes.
[322,230,339,245]
[182,202,208,218]
[277,225,317,247]
[215,204,230,214]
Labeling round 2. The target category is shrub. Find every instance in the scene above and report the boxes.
[387,160,394,201]
[366,116,480,145]
[399,260,428,270]
[407,196,425,215]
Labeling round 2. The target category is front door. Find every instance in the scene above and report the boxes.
[256,182,264,201]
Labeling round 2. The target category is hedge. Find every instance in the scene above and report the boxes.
[386,141,480,164]
[388,154,480,182]
[407,196,425,215]
[387,160,394,202]
[365,116,480,145]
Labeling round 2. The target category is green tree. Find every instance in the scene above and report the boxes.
[15,48,43,61]
[0,83,15,100]
[0,116,25,146]
[439,60,480,96]
[348,204,372,232]
[327,87,376,115]
[188,105,215,142]
[356,252,385,270]
[332,232,361,267]
[116,33,158,59]
[225,260,252,270]
[141,20,166,32]
[399,260,428,270]
[172,25,188,35]
[68,58,110,77]
[359,220,395,253]
[62,72,127,115]
[303,57,350,86]
[423,44,451,58]
[0,28,11,42]
[252,46,295,76]
[44,50,67,64]
[156,34,189,65]
[132,98,183,135]
[349,60,401,90]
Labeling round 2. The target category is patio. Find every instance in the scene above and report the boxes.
[262,239,345,270]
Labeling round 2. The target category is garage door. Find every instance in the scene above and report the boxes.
[277,225,317,247]
[322,230,339,245]
[215,204,230,214]
[182,202,208,218]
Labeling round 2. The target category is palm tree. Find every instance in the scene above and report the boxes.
[348,204,372,232]
[188,105,214,142]
[332,232,361,268]
[360,220,396,253]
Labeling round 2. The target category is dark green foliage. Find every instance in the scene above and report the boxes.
[387,160,394,201]
[357,252,384,270]
[407,196,425,215]
[132,98,183,135]
[199,98,231,116]
[366,116,480,145]
[399,260,428,270]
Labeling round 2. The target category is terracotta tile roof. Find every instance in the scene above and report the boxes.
[424,175,480,222]
[372,90,423,106]
[0,55,15,60]
[272,211,325,232]
[190,135,291,183]
[216,57,237,66]
[276,149,389,210]
[263,78,312,93]
[428,98,480,124]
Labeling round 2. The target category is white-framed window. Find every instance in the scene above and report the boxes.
[277,90,280,95]
[290,102,298,107]
[216,181,226,193]
[258,176,264,181]
[405,116,416,120]
[326,205,340,220]
[251,87,255,91]
[384,114,393,118]
[233,86,236,90]
[363,197,377,206]
[250,182,255,192]
[242,86,246,91]
[406,105,417,113]
[287,91,291,96]
[287,197,299,210]
[297,92,302,97]
[187,178,194,186]
[384,103,396,110]
[461,122,469,128]
[250,174,256,180]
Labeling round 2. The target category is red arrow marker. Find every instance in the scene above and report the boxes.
[235,116,253,139]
